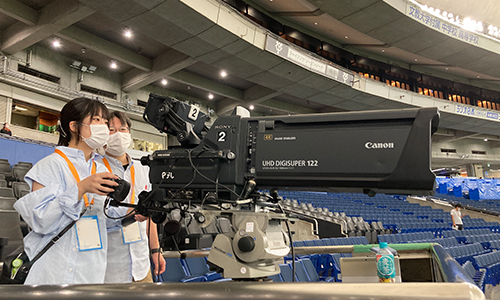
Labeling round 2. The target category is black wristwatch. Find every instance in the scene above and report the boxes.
[150,248,162,255]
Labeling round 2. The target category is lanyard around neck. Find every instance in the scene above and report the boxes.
[102,157,135,204]
[55,149,96,207]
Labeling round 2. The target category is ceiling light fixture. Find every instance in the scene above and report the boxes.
[14,106,27,111]
[477,22,483,32]
[161,78,168,85]
[249,105,254,110]
[124,28,133,39]
[220,70,227,77]
[52,39,62,48]
[110,61,118,69]
[208,93,214,100]
[484,138,488,141]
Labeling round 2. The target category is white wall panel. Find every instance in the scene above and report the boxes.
[364,80,389,99]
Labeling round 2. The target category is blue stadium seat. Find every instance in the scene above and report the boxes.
[301,258,335,282]
[160,258,205,282]
[183,257,222,281]
[279,264,296,282]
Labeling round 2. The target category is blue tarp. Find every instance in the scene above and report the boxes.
[435,177,500,200]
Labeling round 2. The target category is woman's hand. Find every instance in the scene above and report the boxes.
[77,172,118,199]
[134,214,148,222]
[152,252,166,276]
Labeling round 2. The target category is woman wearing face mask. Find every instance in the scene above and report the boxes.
[102,111,165,283]
[14,97,119,285]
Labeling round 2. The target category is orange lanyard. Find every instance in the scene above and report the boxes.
[102,157,135,204]
[55,149,96,207]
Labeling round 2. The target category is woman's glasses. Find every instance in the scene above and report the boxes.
[109,127,129,133]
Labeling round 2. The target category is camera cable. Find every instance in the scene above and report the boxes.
[186,149,241,201]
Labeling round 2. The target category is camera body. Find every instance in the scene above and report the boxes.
[142,96,439,199]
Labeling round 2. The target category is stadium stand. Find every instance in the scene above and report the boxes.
[278,190,500,291]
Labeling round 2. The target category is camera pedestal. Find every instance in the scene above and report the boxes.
[207,212,289,279]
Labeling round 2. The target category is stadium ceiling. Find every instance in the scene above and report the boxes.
[1,0,500,168]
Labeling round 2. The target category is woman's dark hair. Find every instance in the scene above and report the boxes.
[109,111,132,129]
[58,97,109,146]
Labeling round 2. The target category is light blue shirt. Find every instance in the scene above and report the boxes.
[102,154,152,282]
[14,146,111,285]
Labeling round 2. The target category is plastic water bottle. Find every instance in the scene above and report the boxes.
[376,242,396,283]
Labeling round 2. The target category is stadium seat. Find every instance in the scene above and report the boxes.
[12,181,30,199]
[0,210,24,261]
[0,161,11,181]
[0,197,16,210]
[0,187,14,198]
[301,258,335,282]
[17,161,33,168]
[160,258,204,282]
[293,260,311,282]
[279,264,296,282]
[183,256,222,281]
[11,164,30,182]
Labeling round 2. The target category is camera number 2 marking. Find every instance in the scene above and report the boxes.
[188,105,199,121]
[218,131,226,142]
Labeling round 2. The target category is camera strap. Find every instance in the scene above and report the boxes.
[55,149,96,207]
[31,208,88,263]
[102,157,136,204]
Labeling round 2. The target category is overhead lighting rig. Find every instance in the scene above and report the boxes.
[70,60,97,73]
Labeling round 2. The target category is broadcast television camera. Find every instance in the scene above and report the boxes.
[131,93,439,279]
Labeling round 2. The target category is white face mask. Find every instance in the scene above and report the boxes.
[106,132,132,156]
[81,124,109,150]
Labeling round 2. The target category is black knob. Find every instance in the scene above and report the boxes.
[238,236,255,253]
[194,212,206,224]
[177,131,187,142]
[140,156,149,166]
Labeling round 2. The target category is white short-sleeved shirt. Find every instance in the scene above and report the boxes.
[102,154,151,282]
[14,146,110,285]
[450,209,463,225]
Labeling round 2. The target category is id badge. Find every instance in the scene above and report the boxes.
[75,215,103,251]
[122,222,142,244]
